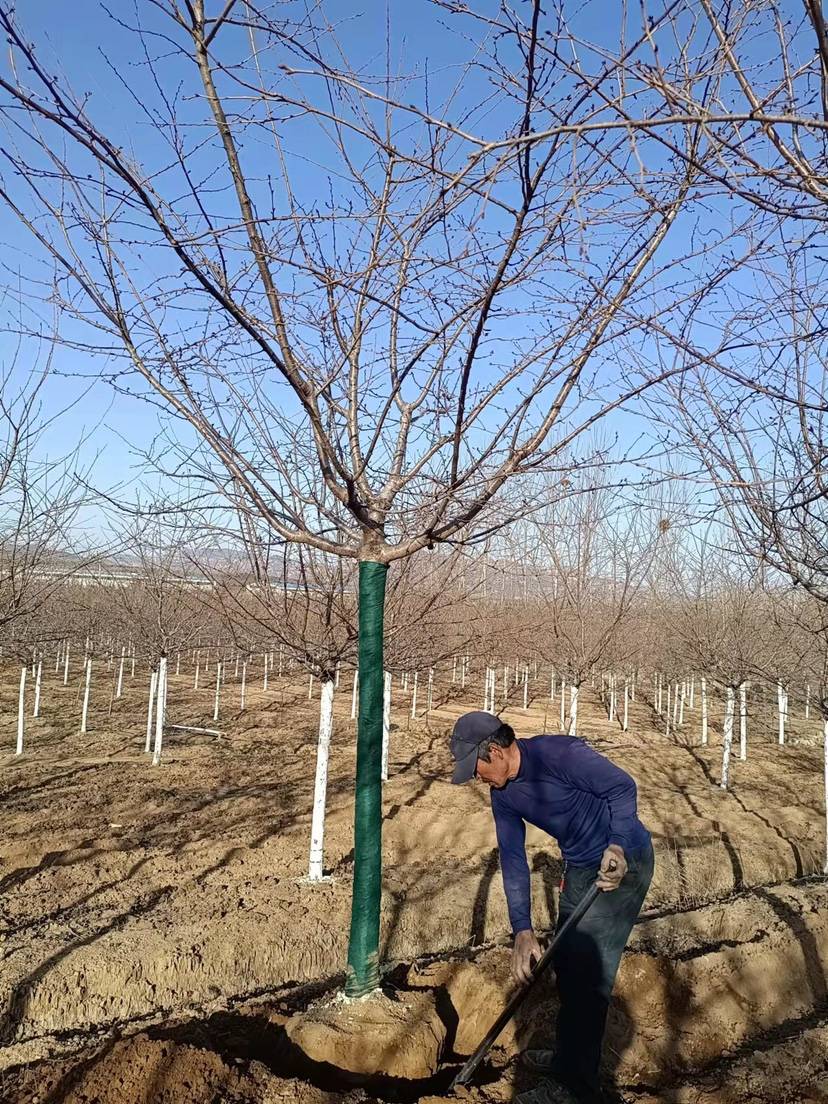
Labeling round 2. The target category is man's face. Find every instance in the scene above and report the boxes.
[475,745,511,788]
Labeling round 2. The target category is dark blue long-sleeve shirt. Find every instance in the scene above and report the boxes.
[491,735,650,934]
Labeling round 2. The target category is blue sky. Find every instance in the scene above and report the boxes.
[1,1,820,543]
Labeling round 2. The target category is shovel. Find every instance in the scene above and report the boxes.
[450,879,604,1089]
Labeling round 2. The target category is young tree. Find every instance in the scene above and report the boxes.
[524,479,663,735]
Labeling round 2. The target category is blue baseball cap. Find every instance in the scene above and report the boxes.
[450,711,503,784]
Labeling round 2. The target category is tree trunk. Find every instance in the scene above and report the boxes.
[568,683,579,736]
[622,679,629,732]
[559,681,566,728]
[381,671,392,782]
[777,680,786,745]
[152,655,168,766]
[351,669,359,720]
[823,717,828,875]
[213,662,222,722]
[701,676,708,745]
[308,677,335,881]
[80,658,93,735]
[145,669,157,754]
[33,658,42,718]
[240,660,247,710]
[116,646,125,699]
[739,682,748,761]
[63,644,70,686]
[411,670,418,718]
[720,685,735,789]
[346,559,388,997]
[16,666,26,755]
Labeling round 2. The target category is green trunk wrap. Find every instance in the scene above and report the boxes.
[345,559,388,996]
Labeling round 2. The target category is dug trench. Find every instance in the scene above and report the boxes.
[3,877,827,1104]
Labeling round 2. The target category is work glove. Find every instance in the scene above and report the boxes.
[595,845,626,891]
[512,929,543,984]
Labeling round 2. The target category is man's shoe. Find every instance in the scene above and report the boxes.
[515,1077,580,1104]
[520,1049,558,1074]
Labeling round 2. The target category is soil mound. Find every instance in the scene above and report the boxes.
[286,989,447,1079]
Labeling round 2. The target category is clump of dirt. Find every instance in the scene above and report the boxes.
[286,989,447,1079]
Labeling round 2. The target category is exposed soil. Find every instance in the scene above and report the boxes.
[1,660,826,1102]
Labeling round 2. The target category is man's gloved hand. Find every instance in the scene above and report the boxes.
[512,929,543,984]
[596,844,627,891]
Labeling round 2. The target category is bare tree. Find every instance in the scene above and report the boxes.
[520,477,664,735]
[0,1,729,994]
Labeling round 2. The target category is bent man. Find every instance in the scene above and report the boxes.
[449,711,653,1104]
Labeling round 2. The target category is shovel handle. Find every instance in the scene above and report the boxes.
[451,877,606,1090]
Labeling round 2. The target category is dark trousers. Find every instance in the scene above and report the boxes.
[550,842,654,1103]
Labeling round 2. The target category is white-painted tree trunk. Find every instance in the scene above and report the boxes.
[234,654,240,678]
[411,670,418,717]
[823,717,828,875]
[550,672,556,701]
[656,672,663,714]
[568,683,578,736]
[152,656,168,766]
[145,669,158,754]
[522,666,529,710]
[688,676,695,709]
[665,683,672,737]
[427,667,434,712]
[80,657,93,735]
[451,655,457,683]
[351,669,358,720]
[33,658,42,718]
[116,646,125,699]
[739,682,748,761]
[460,656,467,689]
[720,685,735,789]
[263,653,269,691]
[55,642,62,675]
[130,645,136,678]
[622,679,629,732]
[194,656,200,690]
[672,682,679,727]
[610,675,617,722]
[335,663,340,689]
[778,681,786,745]
[308,678,335,881]
[175,652,181,676]
[240,661,247,710]
[381,671,392,781]
[16,666,26,755]
[560,682,566,728]
[678,681,686,726]
[213,662,222,722]
[701,677,708,745]
[63,644,70,686]
[805,683,811,720]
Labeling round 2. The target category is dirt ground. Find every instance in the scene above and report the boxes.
[1,659,826,1103]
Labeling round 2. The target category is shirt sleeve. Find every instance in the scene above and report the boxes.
[492,791,532,934]
[560,739,639,851]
